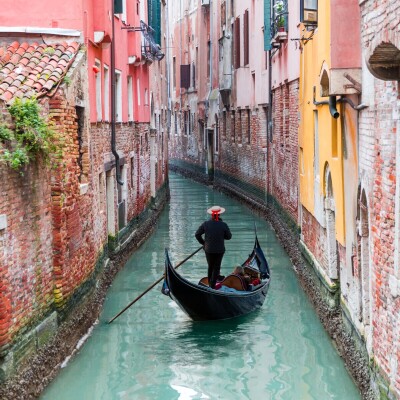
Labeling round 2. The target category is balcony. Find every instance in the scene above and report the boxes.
[270,0,288,47]
[140,20,164,63]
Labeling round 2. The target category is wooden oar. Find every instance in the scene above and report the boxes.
[107,246,203,324]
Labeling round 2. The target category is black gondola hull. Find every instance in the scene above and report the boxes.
[164,237,271,321]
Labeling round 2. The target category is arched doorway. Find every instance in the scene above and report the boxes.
[358,189,370,326]
[325,166,339,280]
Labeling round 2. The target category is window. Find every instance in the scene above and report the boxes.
[238,110,242,142]
[314,110,319,180]
[191,63,196,89]
[174,112,178,135]
[232,110,236,143]
[301,0,318,26]
[247,109,251,144]
[184,111,188,135]
[144,88,149,106]
[137,78,141,106]
[207,41,211,78]
[223,111,227,140]
[234,17,241,69]
[115,70,122,122]
[95,59,102,121]
[114,0,126,22]
[99,172,105,212]
[195,47,199,87]
[127,76,133,121]
[180,64,190,89]
[173,57,176,90]
[215,117,219,153]
[243,10,249,66]
[76,106,84,180]
[148,0,161,45]
[104,65,109,121]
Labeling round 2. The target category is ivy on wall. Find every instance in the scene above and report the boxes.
[0,98,57,172]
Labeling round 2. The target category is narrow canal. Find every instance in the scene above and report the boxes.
[41,172,360,400]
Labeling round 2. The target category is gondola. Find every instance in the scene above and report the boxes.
[162,235,271,321]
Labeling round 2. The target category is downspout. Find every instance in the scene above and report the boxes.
[268,50,273,201]
[313,86,339,119]
[313,86,368,114]
[208,0,213,101]
[111,0,124,185]
[165,0,171,134]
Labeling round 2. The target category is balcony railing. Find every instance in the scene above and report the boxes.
[140,20,164,62]
[270,0,288,40]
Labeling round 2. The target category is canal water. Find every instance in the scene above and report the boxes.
[41,172,360,400]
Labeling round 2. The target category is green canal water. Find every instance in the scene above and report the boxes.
[41,173,360,400]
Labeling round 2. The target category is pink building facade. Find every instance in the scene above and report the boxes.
[168,0,271,210]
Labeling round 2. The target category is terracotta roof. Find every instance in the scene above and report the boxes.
[0,41,80,103]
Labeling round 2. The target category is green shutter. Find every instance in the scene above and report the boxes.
[114,0,123,14]
[148,0,161,46]
[264,0,271,51]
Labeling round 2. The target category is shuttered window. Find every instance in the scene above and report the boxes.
[234,17,241,69]
[244,10,249,66]
[148,0,161,45]
[180,64,191,89]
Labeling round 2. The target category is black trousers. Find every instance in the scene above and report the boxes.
[205,252,224,288]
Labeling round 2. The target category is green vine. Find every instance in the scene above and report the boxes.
[0,98,56,172]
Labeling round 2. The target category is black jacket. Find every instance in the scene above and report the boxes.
[195,218,232,253]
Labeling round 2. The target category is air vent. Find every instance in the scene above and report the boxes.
[304,9,317,24]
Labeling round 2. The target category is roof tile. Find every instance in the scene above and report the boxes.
[0,41,80,103]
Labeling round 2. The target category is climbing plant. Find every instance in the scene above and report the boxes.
[0,98,56,172]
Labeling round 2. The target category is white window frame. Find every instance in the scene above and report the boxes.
[115,70,122,122]
[127,75,133,121]
[104,65,110,121]
[137,78,141,106]
[95,59,102,121]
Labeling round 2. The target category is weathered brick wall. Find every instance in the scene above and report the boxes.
[0,158,54,349]
[0,84,156,372]
[301,206,329,271]
[49,91,98,308]
[216,107,268,202]
[269,80,299,224]
[359,0,400,395]
[90,121,152,221]
[169,110,205,167]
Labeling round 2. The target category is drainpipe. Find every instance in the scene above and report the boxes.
[111,0,123,185]
[313,86,339,119]
[328,95,339,119]
[206,0,213,120]
[165,0,171,133]
[313,86,368,114]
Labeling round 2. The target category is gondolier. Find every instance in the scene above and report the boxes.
[163,232,271,321]
[195,205,232,288]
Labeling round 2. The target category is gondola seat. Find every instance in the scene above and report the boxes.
[220,274,247,291]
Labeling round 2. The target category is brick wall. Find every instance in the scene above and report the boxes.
[359,0,400,395]
[269,80,299,224]
[0,160,54,348]
[0,83,159,374]
[216,107,268,202]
